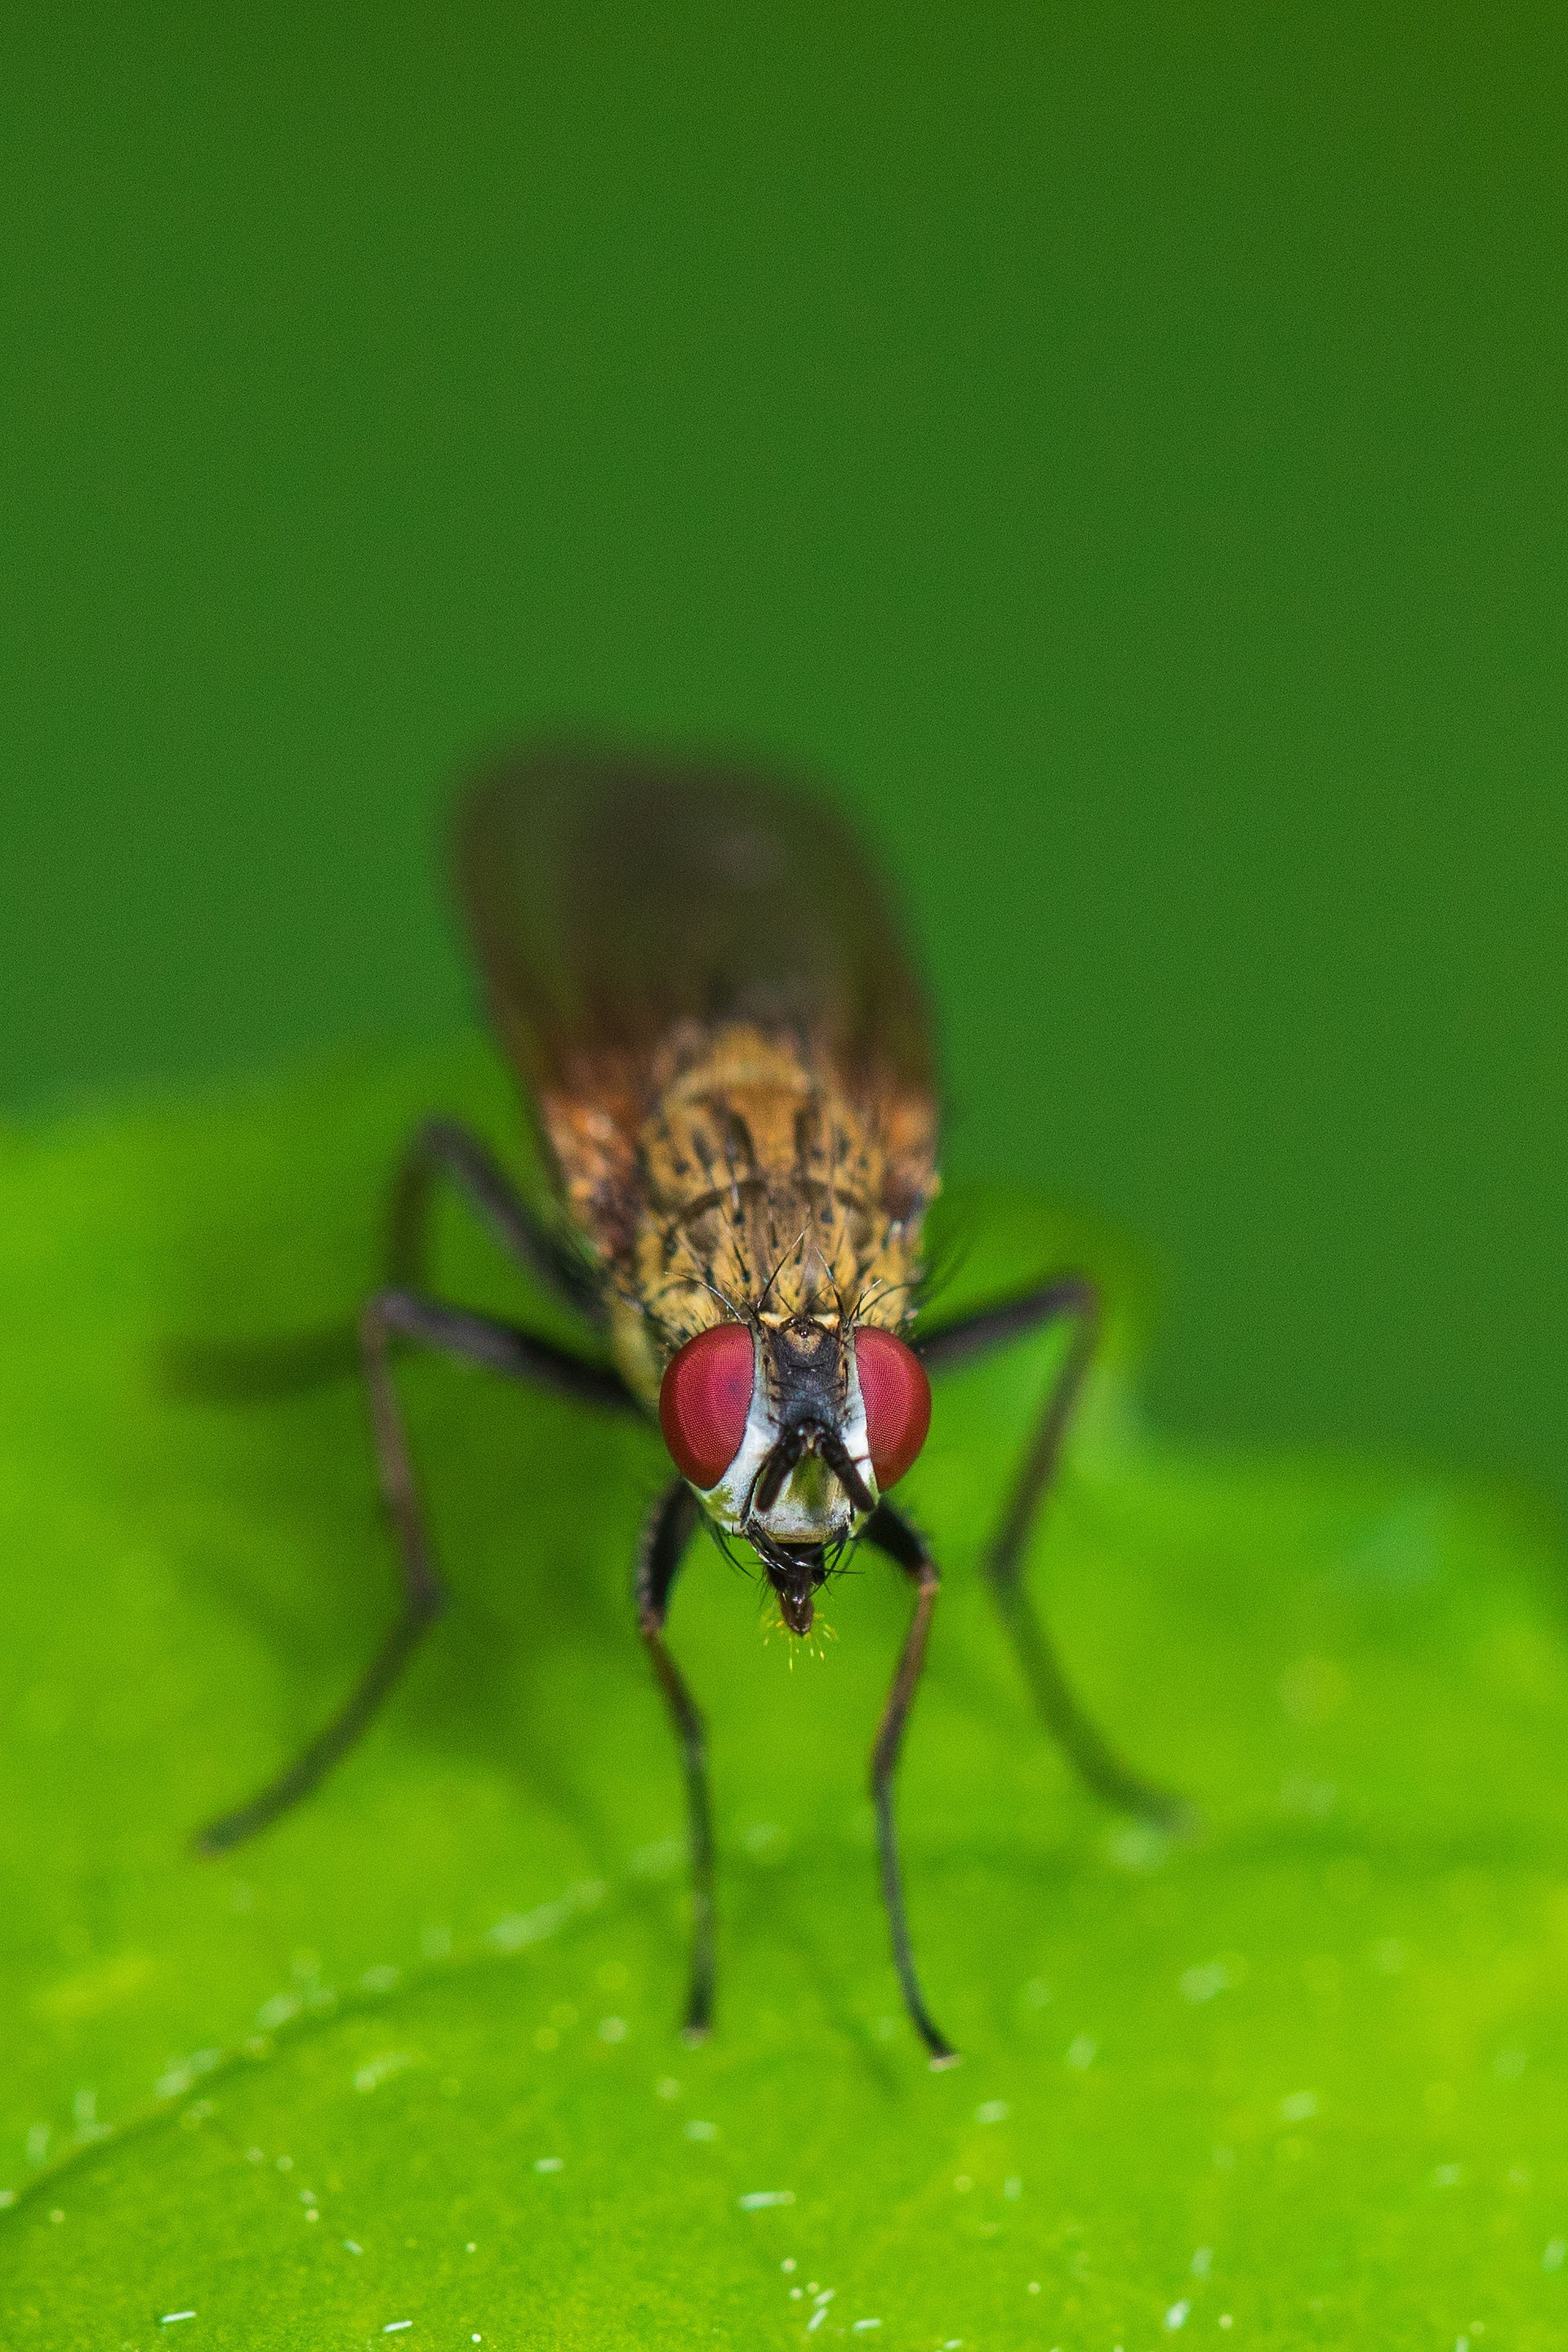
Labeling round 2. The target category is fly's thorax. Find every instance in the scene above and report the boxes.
[613,1019,935,1379]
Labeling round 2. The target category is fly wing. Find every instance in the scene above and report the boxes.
[454,747,937,1266]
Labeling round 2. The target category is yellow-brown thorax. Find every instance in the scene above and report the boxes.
[537,1019,938,1406]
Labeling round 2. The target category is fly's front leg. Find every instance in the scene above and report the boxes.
[860,1501,959,2069]
[635,1480,713,2041]
[920,1275,1191,1834]
[194,1290,641,1854]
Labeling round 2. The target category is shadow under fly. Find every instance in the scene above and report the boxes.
[184,747,1191,2066]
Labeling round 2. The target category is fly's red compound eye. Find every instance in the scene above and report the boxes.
[659,1323,756,1489]
[853,1326,932,1490]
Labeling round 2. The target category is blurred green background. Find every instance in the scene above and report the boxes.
[2,4,1564,1511]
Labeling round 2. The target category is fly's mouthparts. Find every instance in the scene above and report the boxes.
[744,1521,822,1579]
[777,1582,817,1638]
[751,1540,826,1639]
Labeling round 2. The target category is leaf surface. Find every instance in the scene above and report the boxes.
[2,1044,1566,2348]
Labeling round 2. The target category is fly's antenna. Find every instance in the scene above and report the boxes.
[815,1429,875,1517]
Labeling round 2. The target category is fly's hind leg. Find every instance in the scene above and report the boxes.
[167,1116,599,1401]
[918,1276,1192,1834]
[194,1291,641,1854]
[635,1480,714,2041]
[386,1117,603,1327]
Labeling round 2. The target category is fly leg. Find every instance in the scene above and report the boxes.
[194,1291,642,1853]
[918,1276,1191,1833]
[167,1116,599,1400]
[634,1479,714,2041]
[860,1500,959,2068]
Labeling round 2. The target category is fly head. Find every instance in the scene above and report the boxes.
[659,1308,932,1637]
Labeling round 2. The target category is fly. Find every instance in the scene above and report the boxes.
[191,748,1187,2065]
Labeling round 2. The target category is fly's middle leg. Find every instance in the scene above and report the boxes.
[193,1290,640,1855]
[192,1293,452,1852]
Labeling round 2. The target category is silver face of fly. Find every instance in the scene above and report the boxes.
[695,1316,879,1634]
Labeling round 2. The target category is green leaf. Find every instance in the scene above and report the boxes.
[2,1041,1566,2349]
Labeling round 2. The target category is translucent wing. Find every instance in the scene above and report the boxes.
[454,747,937,1267]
